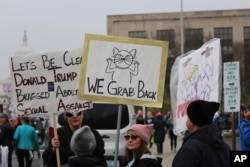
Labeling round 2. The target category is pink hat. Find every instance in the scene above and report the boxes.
[128,124,153,145]
[156,111,162,117]
[137,110,143,117]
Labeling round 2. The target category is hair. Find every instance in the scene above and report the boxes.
[22,117,30,124]
[124,130,151,161]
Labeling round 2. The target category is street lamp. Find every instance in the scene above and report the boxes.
[180,0,184,55]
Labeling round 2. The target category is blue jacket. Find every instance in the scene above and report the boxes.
[13,123,39,150]
[238,118,250,151]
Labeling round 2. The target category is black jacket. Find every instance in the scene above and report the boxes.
[68,155,104,167]
[0,121,14,150]
[172,125,230,167]
[42,124,107,167]
[153,116,166,143]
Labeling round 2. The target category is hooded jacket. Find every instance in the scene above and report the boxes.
[172,125,230,167]
[238,118,250,151]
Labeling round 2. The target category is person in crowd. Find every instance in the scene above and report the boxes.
[136,110,145,124]
[13,117,40,167]
[172,100,230,167]
[42,109,107,167]
[238,110,250,151]
[0,113,14,167]
[153,111,166,154]
[145,111,154,148]
[165,111,178,152]
[13,116,23,129]
[145,111,154,125]
[67,125,104,167]
[120,124,162,167]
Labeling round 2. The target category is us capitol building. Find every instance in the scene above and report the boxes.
[0,30,35,113]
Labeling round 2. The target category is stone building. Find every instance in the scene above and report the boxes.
[107,9,250,96]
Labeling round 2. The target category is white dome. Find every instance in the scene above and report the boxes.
[15,30,34,55]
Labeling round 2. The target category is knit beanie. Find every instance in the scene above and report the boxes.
[128,124,153,145]
[187,100,220,127]
[70,125,96,156]
[155,111,162,117]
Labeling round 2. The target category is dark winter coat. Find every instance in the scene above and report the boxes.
[153,116,166,143]
[68,155,104,167]
[120,153,162,167]
[0,121,14,150]
[42,124,107,167]
[172,125,230,167]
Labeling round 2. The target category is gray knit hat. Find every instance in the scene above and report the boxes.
[70,125,96,156]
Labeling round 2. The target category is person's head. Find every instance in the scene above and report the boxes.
[146,111,153,118]
[0,113,8,124]
[65,110,84,129]
[166,111,172,117]
[70,125,96,156]
[65,109,84,130]
[137,110,143,118]
[186,100,220,132]
[125,124,153,159]
[244,111,250,120]
[22,117,30,124]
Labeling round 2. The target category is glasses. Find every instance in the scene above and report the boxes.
[124,135,139,141]
[66,111,82,118]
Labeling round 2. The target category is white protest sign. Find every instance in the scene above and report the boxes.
[172,38,221,134]
[10,48,92,117]
[78,34,169,108]
[223,61,241,112]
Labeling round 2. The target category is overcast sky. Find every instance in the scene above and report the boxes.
[1,0,250,80]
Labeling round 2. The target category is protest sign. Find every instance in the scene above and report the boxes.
[10,48,92,117]
[170,38,221,134]
[78,34,169,108]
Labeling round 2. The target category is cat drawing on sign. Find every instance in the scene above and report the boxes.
[106,47,139,84]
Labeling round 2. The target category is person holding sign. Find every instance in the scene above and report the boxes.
[120,124,162,167]
[42,110,107,167]
[172,100,230,167]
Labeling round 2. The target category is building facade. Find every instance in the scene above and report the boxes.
[107,9,250,97]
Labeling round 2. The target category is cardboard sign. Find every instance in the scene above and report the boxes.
[172,38,221,134]
[78,34,169,108]
[10,48,92,117]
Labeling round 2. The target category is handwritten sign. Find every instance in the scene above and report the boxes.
[171,38,221,134]
[78,34,168,108]
[10,49,92,117]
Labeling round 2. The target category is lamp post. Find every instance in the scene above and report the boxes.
[180,0,184,55]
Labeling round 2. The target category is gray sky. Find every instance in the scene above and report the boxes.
[1,0,250,80]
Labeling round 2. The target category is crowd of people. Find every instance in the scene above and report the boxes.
[0,99,250,166]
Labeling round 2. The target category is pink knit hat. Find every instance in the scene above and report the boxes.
[128,124,153,145]
[156,111,162,117]
[137,110,143,117]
